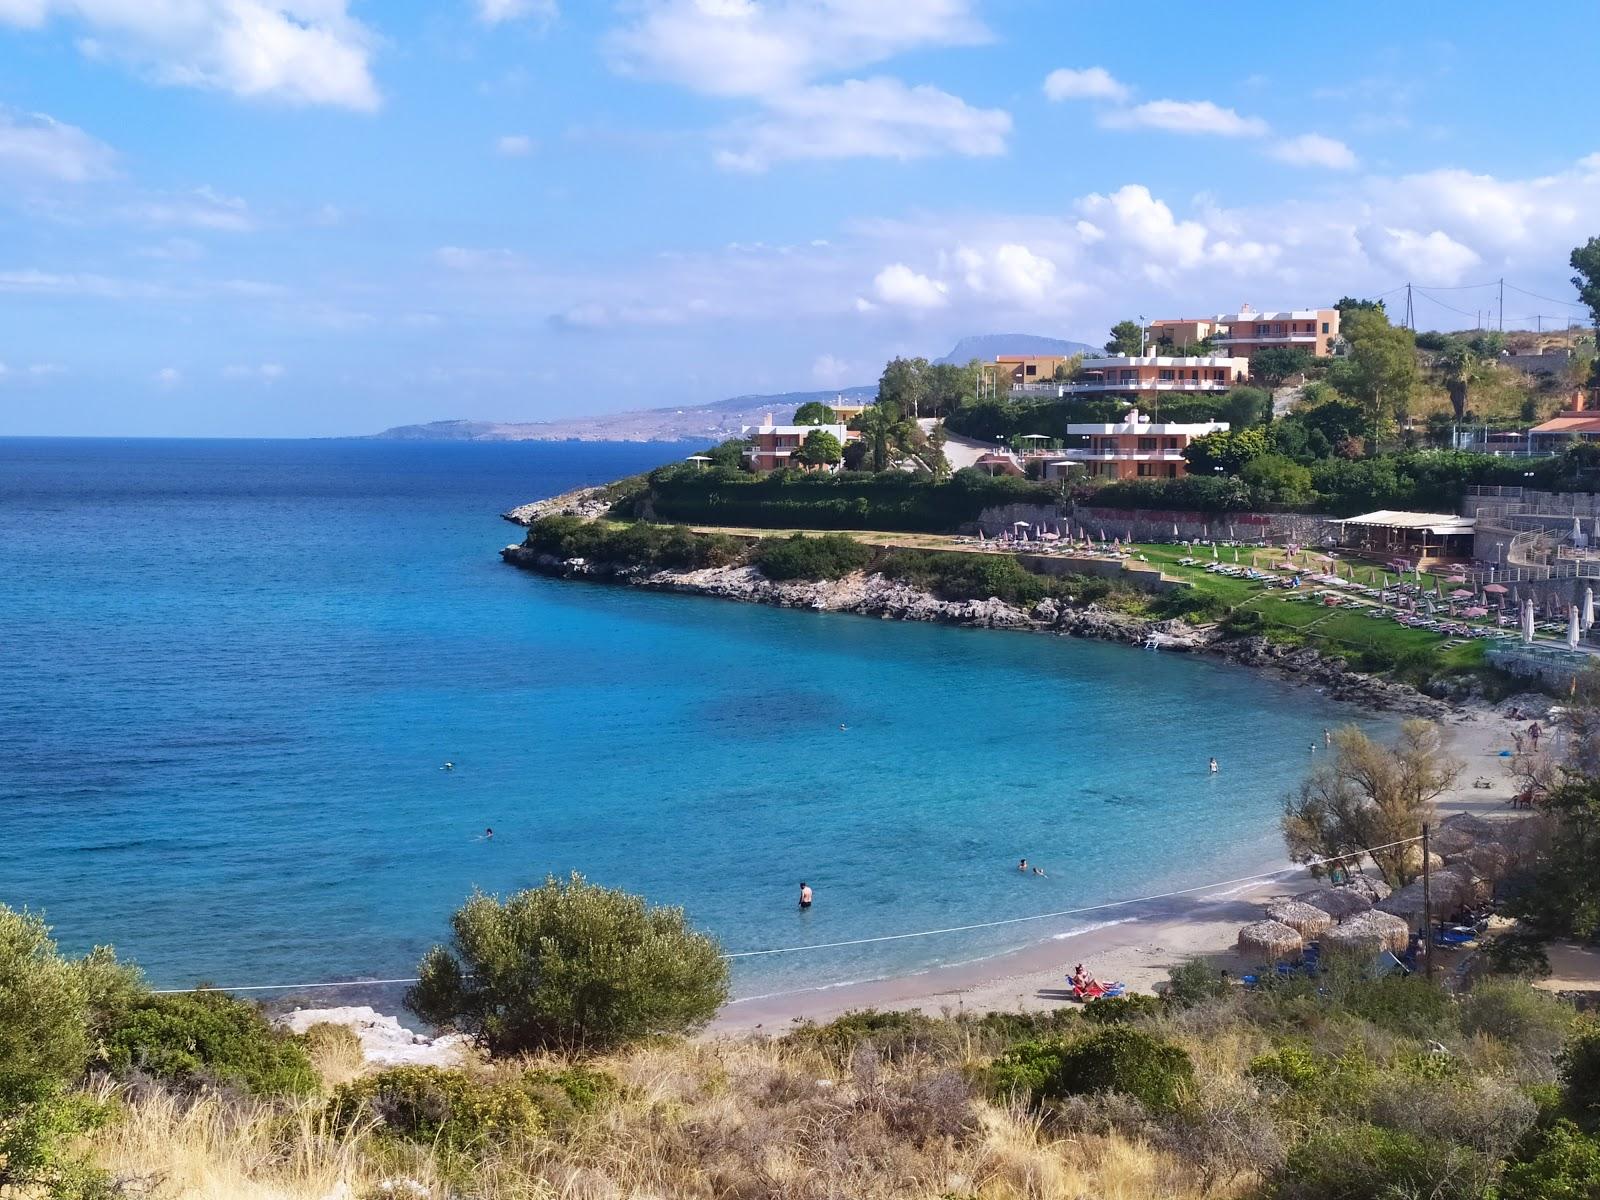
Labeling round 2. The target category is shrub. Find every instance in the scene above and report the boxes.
[0,1077,116,1199]
[101,989,318,1096]
[1165,960,1232,1009]
[783,1009,949,1064]
[1496,1119,1600,1199]
[1460,978,1574,1062]
[327,1066,547,1155]
[751,532,872,581]
[1482,931,1553,980]
[1276,1123,1481,1200]
[407,873,729,1054]
[994,1026,1194,1111]
[1080,994,1164,1025]
[1559,1019,1600,1121]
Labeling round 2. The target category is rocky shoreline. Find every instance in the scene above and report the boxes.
[500,545,1449,717]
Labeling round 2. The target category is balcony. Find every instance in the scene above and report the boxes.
[1214,334,1317,346]
[1061,380,1233,393]
[1060,449,1188,463]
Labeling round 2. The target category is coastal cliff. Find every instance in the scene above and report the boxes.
[500,545,1446,716]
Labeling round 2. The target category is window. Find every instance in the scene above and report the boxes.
[1164,437,1179,449]
[1322,321,1330,334]
[1025,364,1037,376]
[1190,370,1200,380]
[1159,370,1175,381]
[1137,463,1157,477]
[1137,437,1158,451]
[1213,369,1225,381]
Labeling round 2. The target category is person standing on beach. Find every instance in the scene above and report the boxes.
[798,882,813,910]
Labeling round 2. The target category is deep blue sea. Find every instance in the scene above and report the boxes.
[0,438,1389,1000]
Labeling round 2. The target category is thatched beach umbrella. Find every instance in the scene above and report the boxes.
[1238,920,1304,963]
[1430,824,1476,858]
[1440,812,1499,841]
[1294,886,1372,920]
[1265,900,1335,938]
[1323,910,1411,956]
[1460,841,1510,879]
[1379,881,1454,922]
[1345,875,1391,904]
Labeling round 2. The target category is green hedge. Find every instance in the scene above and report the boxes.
[877,549,1110,606]
[751,533,872,581]
[633,468,1058,533]
[100,990,318,1096]
[523,517,743,570]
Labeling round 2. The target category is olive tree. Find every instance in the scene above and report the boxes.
[407,873,729,1054]
[1282,721,1462,887]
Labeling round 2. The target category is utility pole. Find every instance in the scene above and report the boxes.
[1404,283,1414,330]
[1422,822,1434,981]
[1139,314,1147,357]
[1499,278,1505,332]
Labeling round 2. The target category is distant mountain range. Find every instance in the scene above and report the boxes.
[366,333,1093,442]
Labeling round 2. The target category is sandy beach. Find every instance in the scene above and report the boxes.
[712,702,1534,1034]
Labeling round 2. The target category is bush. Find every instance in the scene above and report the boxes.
[1496,1119,1600,1199]
[522,517,745,572]
[0,1077,116,1199]
[407,873,729,1055]
[328,1066,547,1155]
[993,1026,1194,1111]
[751,533,872,581]
[877,548,1067,606]
[783,1009,949,1064]
[101,989,318,1096]
[1080,994,1164,1024]
[1165,960,1232,1009]
[1276,1122,1481,1200]
[1460,979,1574,1062]
[1559,1019,1600,1122]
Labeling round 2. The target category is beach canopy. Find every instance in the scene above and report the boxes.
[1237,919,1304,963]
[1322,910,1411,956]
[1294,886,1373,920]
[1264,899,1335,937]
[1462,606,1489,618]
[1344,875,1392,904]
[1378,880,1453,921]
[1483,583,1508,595]
[1450,588,1474,600]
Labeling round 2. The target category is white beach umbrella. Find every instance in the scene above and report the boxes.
[1523,598,1536,644]
[1575,516,1587,549]
[1585,587,1595,632]
[1570,606,1582,649]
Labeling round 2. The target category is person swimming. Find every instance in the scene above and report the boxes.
[1209,757,1218,773]
[1032,866,1046,877]
[441,761,455,771]
[798,882,813,909]
[484,827,493,840]
[1018,858,1028,873]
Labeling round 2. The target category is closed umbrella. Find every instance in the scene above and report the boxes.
[1569,606,1581,649]
[1585,587,1594,632]
[1234,546,1240,563]
[1212,543,1219,560]
[1523,598,1536,643]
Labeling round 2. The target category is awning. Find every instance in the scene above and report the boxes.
[1339,510,1476,537]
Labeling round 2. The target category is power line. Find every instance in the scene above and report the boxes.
[151,838,1424,994]
[1504,281,1587,310]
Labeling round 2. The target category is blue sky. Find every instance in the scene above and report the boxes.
[2,0,1598,436]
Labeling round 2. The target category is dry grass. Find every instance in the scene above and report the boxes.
[78,1034,1253,1200]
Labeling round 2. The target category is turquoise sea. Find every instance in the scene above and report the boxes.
[0,438,1388,1002]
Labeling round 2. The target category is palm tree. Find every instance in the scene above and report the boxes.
[1436,343,1479,422]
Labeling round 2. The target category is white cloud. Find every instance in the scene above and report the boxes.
[221,362,284,380]
[1042,66,1127,103]
[607,0,988,99]
[153,366,182,386]
[1076,184,1209,269]
[494,134,535,157]
[1271,133,1358,170]
[869,262,948,310]
[951,242,1057,304]
[0,108,117,182]
[1100,100,1268,138]
[474,0,556,24]
[1362,227,1482,284]
[715,77,1010,171]
[133,237,205,260]
[0,1,380,111]
[811,353,854,386]
[122,186,255,232]
[434,245,520,271]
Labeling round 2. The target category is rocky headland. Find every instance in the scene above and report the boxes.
[500,545,1450,717]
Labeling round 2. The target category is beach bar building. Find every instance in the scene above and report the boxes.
[1053,408,1228,480]
[1336,510,1477,566]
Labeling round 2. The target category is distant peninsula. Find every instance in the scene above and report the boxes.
[364,332,1097,443]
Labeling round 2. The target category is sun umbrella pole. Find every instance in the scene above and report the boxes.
[1423,822,1433,981]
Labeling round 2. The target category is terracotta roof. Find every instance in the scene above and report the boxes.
[1532,416,1600,434]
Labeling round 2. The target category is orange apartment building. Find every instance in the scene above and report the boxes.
[1059,354,1249,400]
[1210,306,1340,357]
[1057,408,1229,480]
